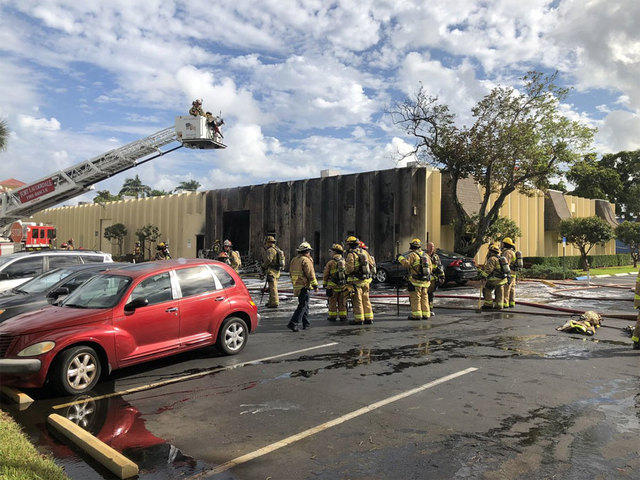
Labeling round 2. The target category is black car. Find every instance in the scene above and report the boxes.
[0,263,129,322]
[374,249,478,286]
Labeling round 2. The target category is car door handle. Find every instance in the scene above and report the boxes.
[215,296,225,301]
[166,307,178,312]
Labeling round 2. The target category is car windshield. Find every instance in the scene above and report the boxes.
[13,267,77,294]
[61,274,132,309]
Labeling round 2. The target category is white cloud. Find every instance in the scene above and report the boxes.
[1,0,640,205]
[16,115,61,131]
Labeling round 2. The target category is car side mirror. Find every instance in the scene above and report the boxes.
[46,287,70,304]
[124,297,149,312]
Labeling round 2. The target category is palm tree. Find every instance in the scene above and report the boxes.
[176,180,201,192]
[0,119,9,151]
[119,175,151,198]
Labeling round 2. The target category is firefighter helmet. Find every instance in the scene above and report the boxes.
[223,239,232,247]
[409,238,422,248]
[359,241,368,249]
[489,242,500,254]
[502,237,515,248]
[331,243,344,253]
[158,242,165,248]
[346,236,359,245]
[297,241,312,252]
[265,235,276,243]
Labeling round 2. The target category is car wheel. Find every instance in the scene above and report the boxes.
[375,268,388,283]
[218,316,248,355]
[51,346,102,395]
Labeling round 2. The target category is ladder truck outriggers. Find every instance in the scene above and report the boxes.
[0,115,225,254]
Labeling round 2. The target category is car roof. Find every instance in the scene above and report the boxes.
[54,262,130,273]
[100,259,225,279]
[0,250,109,259]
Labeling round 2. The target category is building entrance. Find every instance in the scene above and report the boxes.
[223,210,250,255]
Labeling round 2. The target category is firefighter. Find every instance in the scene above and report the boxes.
[345,236,374,325]
[216,250,230,264]
[323,243,347,321]
[205,111,224,139]
[425,241,445,316]
[222,239,241,272]
[632,272,640,350]
[478,242,508,309]
[287,241,318,332]
[155,242,171,260]
[501,237,518,308]
[133,241,142,263]
[398,238,432,319]
[189,99,205,116]
[66,238,74,250]
[261,235,284,308]
[359,240,375,324]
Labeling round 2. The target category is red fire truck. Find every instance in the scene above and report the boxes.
[8,220,57,250]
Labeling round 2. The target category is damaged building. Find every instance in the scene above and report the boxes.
[31,165,617,266]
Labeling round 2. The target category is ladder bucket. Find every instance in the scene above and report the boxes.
[175,116,227,150]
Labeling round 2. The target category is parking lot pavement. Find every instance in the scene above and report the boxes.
[3,276,639,479]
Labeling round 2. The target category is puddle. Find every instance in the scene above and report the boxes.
[2,393,212,480]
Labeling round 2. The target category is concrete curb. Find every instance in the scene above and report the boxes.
[0,386,34,408]
[47,413,139,479]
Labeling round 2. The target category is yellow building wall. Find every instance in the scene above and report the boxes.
[425,168,442,248]
[31,192,206,259]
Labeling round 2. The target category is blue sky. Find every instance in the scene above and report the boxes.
[1,0,639,204]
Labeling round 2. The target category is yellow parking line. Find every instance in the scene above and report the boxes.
[188,367,479,478]
[53,343,338,410]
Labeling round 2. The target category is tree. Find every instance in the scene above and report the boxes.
[558,216,615,270]
[389,71,594,257]
[148,189,172,197]
[176,180,201,192]
[567,154,623,204]
[93,190,122,204]
[119,175,151,198]
[0,119,8,151]
[103,223,128,257]
[615,221,640,267]
[567,150,640,220]
[136,224,161,260]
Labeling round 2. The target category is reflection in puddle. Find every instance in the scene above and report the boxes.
[6,393,211,479]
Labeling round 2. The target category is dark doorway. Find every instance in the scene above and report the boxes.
[223,210,250,255]
[196,234,205,257]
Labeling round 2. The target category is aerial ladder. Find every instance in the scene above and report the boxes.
[0,115,225,234]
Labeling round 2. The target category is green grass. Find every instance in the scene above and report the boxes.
[0,409,69,480]
[576,265,639,276]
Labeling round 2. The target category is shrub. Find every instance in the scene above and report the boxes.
[520,264,580,280]
[524,254,632,269]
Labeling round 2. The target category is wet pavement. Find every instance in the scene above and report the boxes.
[1,274,638,479]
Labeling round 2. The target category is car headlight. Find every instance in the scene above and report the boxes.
[17,341,56,357]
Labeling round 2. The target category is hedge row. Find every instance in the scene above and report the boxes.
[519,265,580,280]
[524,253,633,269]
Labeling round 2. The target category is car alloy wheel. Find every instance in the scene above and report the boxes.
[218,316,248,355]
[375,268,388,283]
[52,345,102,395]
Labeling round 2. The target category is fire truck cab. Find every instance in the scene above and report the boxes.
[9,221,56,251]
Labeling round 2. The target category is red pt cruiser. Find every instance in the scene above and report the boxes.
[0,259,259,395]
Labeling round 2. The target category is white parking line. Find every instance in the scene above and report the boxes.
[53,343,338,410]
[188,367,479,478]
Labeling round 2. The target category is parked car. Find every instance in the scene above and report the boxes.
[0,250,113,293]
[0,259,259,395]
[0,263,129,323]
[374,249,479,286]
